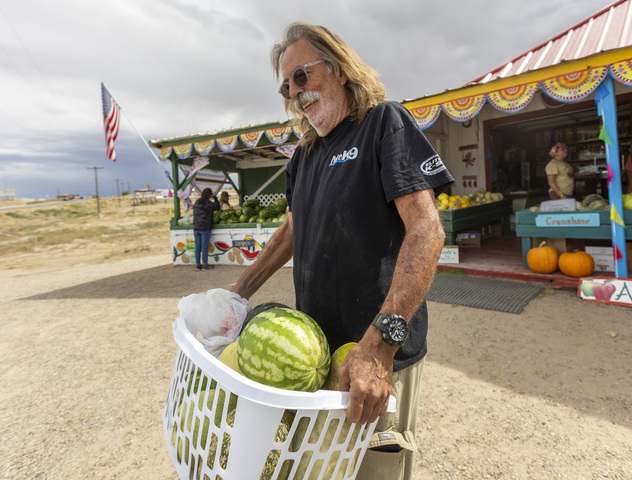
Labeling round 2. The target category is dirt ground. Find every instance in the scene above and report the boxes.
[0,200,631,479]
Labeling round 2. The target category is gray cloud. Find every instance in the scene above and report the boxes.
[0,0,606,197]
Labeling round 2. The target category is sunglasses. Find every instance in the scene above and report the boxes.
[278,60,324,99]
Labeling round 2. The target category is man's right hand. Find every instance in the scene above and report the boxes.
[338,327,396,424]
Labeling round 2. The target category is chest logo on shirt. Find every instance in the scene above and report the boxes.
[329,147,358,166]
[420,154,447,176]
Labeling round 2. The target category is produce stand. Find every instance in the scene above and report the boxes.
[439,198,513,245]
[170,222,293,267]
[515,209,632,268]
[149,121,301,266]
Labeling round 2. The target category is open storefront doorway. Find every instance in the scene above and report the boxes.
[485,98,631,205]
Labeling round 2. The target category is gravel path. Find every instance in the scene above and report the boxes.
[1,253,630,479]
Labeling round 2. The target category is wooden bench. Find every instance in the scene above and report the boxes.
[439,198,513,245]
[515,209,632,268]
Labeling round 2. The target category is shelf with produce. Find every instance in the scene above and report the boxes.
[172,196,288,230]
[439,198,513,245]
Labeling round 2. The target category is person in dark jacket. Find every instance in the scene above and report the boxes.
[193,188,220,271]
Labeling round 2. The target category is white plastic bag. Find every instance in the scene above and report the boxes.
[177,288,250,357]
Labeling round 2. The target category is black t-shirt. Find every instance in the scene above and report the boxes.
[286,101,454,371]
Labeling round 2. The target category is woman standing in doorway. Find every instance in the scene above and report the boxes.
[193,188,220,271]
[546,142,574,200]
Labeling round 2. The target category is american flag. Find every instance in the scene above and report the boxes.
[101,83,121,162]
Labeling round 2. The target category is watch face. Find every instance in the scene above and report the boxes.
[373,313,409,345]
[389,319,408,342]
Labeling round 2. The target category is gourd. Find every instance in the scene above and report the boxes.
[526,241,558,274]
[558,251,595,278]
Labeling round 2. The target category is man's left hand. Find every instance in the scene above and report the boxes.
[338,329,396,424]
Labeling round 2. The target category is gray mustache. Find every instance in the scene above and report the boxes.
[295,91,320,110]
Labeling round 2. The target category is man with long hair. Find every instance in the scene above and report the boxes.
[232,23,453,479]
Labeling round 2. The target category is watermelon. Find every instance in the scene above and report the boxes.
[219,210,235,219]
[243,198,260,209]
[243,206,257,218]
[240,302,291,334]
[238,308,330,392]
[274,197,288,211]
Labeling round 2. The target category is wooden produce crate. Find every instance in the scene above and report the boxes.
[439,198,513,245]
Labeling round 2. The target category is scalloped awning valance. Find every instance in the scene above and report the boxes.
[403,48,632,129]
[157,124,302,161]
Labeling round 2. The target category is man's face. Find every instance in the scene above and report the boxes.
[281,38,350,136]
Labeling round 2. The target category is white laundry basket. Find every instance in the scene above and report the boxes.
[163,315,396,480]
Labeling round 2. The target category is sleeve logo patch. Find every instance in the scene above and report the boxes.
[420,155,446,176]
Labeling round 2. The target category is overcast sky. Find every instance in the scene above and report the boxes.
[0,0,611,198]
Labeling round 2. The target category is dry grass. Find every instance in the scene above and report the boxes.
[0,197,173,270]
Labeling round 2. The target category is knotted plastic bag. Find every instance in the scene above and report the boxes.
[177,288,250,357]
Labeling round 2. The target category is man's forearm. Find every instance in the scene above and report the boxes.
[340,189,444,424]
[380,195,445,321]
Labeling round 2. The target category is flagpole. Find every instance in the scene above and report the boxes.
[118,107,164,167]
[118,104,199,194]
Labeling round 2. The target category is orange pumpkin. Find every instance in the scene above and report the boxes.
[527,241,559,274]
[558,250,595,278]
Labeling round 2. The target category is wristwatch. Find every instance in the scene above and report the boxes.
[371,313,410,346]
